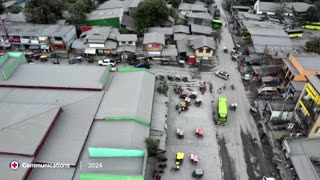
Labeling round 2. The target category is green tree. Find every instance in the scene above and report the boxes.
[8,4,23,14]
[133,0,170,34]
[24,0,63,24]
[171,0,181,9]
[305,6,319,22]
[0,0,5,14]
[65,0,95,25]
[305,37,320,49]
[145,138,160,156]
[275,0,287,21]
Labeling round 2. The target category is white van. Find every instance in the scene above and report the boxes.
[258,87,278,95]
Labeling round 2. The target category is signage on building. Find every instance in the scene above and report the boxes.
[30,40,39,44]
[20,39,30,44]
[89,44,105,48]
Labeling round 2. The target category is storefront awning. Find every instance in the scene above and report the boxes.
[84,48,96,55]
[29,45,40,50]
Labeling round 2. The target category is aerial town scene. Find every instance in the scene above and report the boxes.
[1,0,320,180]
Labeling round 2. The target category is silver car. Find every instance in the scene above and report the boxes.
[215,71,229,80]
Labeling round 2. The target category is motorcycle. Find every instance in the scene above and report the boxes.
[218,88,222,94]
[231,84,235,90]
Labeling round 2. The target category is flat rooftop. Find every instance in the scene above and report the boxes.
[294,54,320,71]
[0,22,75,37]
[307,75,320,95]
[87,8,123,21]
[0,64,107,90]
[96,71,155,121]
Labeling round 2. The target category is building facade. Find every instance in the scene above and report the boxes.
[0,22,76,53]
[294,75,320,138]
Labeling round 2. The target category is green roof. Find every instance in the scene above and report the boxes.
[80,174,144,180]
[88,147,145,157]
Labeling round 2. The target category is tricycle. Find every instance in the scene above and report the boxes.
[195,98,202,106]
[185,97,191,106]
[229,103,238,111]
[190,154,199,165]
[176,152,184,166]
[168,73,175,81]
[176,129,184,139]
[223,46,228,53]
[176,102,188,111]
[195,128,203,137]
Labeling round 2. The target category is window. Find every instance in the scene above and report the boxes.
[122,41,126,44]
[206,49,211,53]
[128,41,133,44]
[199,48,203,53]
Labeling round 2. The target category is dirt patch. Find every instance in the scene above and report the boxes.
[217,136,237,180]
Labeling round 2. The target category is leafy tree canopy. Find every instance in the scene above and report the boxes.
[305,37,320,49]
[0,0,5,14]
[24,0,63,24]
[133,0,170,34]
[8,4,23,14]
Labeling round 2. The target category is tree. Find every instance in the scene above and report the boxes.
[145,138,160,156]
[64,0,95,25]
[0,0,5,14]
[170,0,181,9]
[305,6,319,22]
[24,0,63,24]
[275,0,287,21]
[8,4,23,14]
[133,0,170,34]
[305,37,320,50]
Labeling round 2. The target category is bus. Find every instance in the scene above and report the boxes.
[285,29,303,38]
[212,20,222,29]
[217,97,228,125]
[302,22,320,31]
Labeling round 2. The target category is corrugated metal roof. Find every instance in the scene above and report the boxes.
[143,32,165,45]
[0,64,106,90]
[35,92,104,165]
[283,59,299,75]
[95,71,155,121]
[86,121,149,149]
[117,34,138,42]
[0,104,60,155]
[293,54,320,71]
[291,155,320,180]
[162,45,178,56]
[187,12,212,20]
[190,24,213,35]
[190,36,215,49]
[176,40,194,56]
[172,25,190,34]
[148,27,173,35]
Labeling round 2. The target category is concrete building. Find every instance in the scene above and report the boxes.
[281,53,320,87]
[294,75,320,138]
[117,34,138,60]
[143,32,165,57]
[0,22,76,53]
[0,55,156,179]
[190,36,215,64]
[283,138,320,180]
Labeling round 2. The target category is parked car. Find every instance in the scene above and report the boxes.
[215,71,229,80]
[98,59,116,66]
[257,87,279,96]
[135,61,150,69]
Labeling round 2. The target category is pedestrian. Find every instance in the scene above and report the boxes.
[178,110,181,114]
[153,170,157,179]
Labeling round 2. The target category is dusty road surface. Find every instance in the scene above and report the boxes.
[147,0,278,179]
